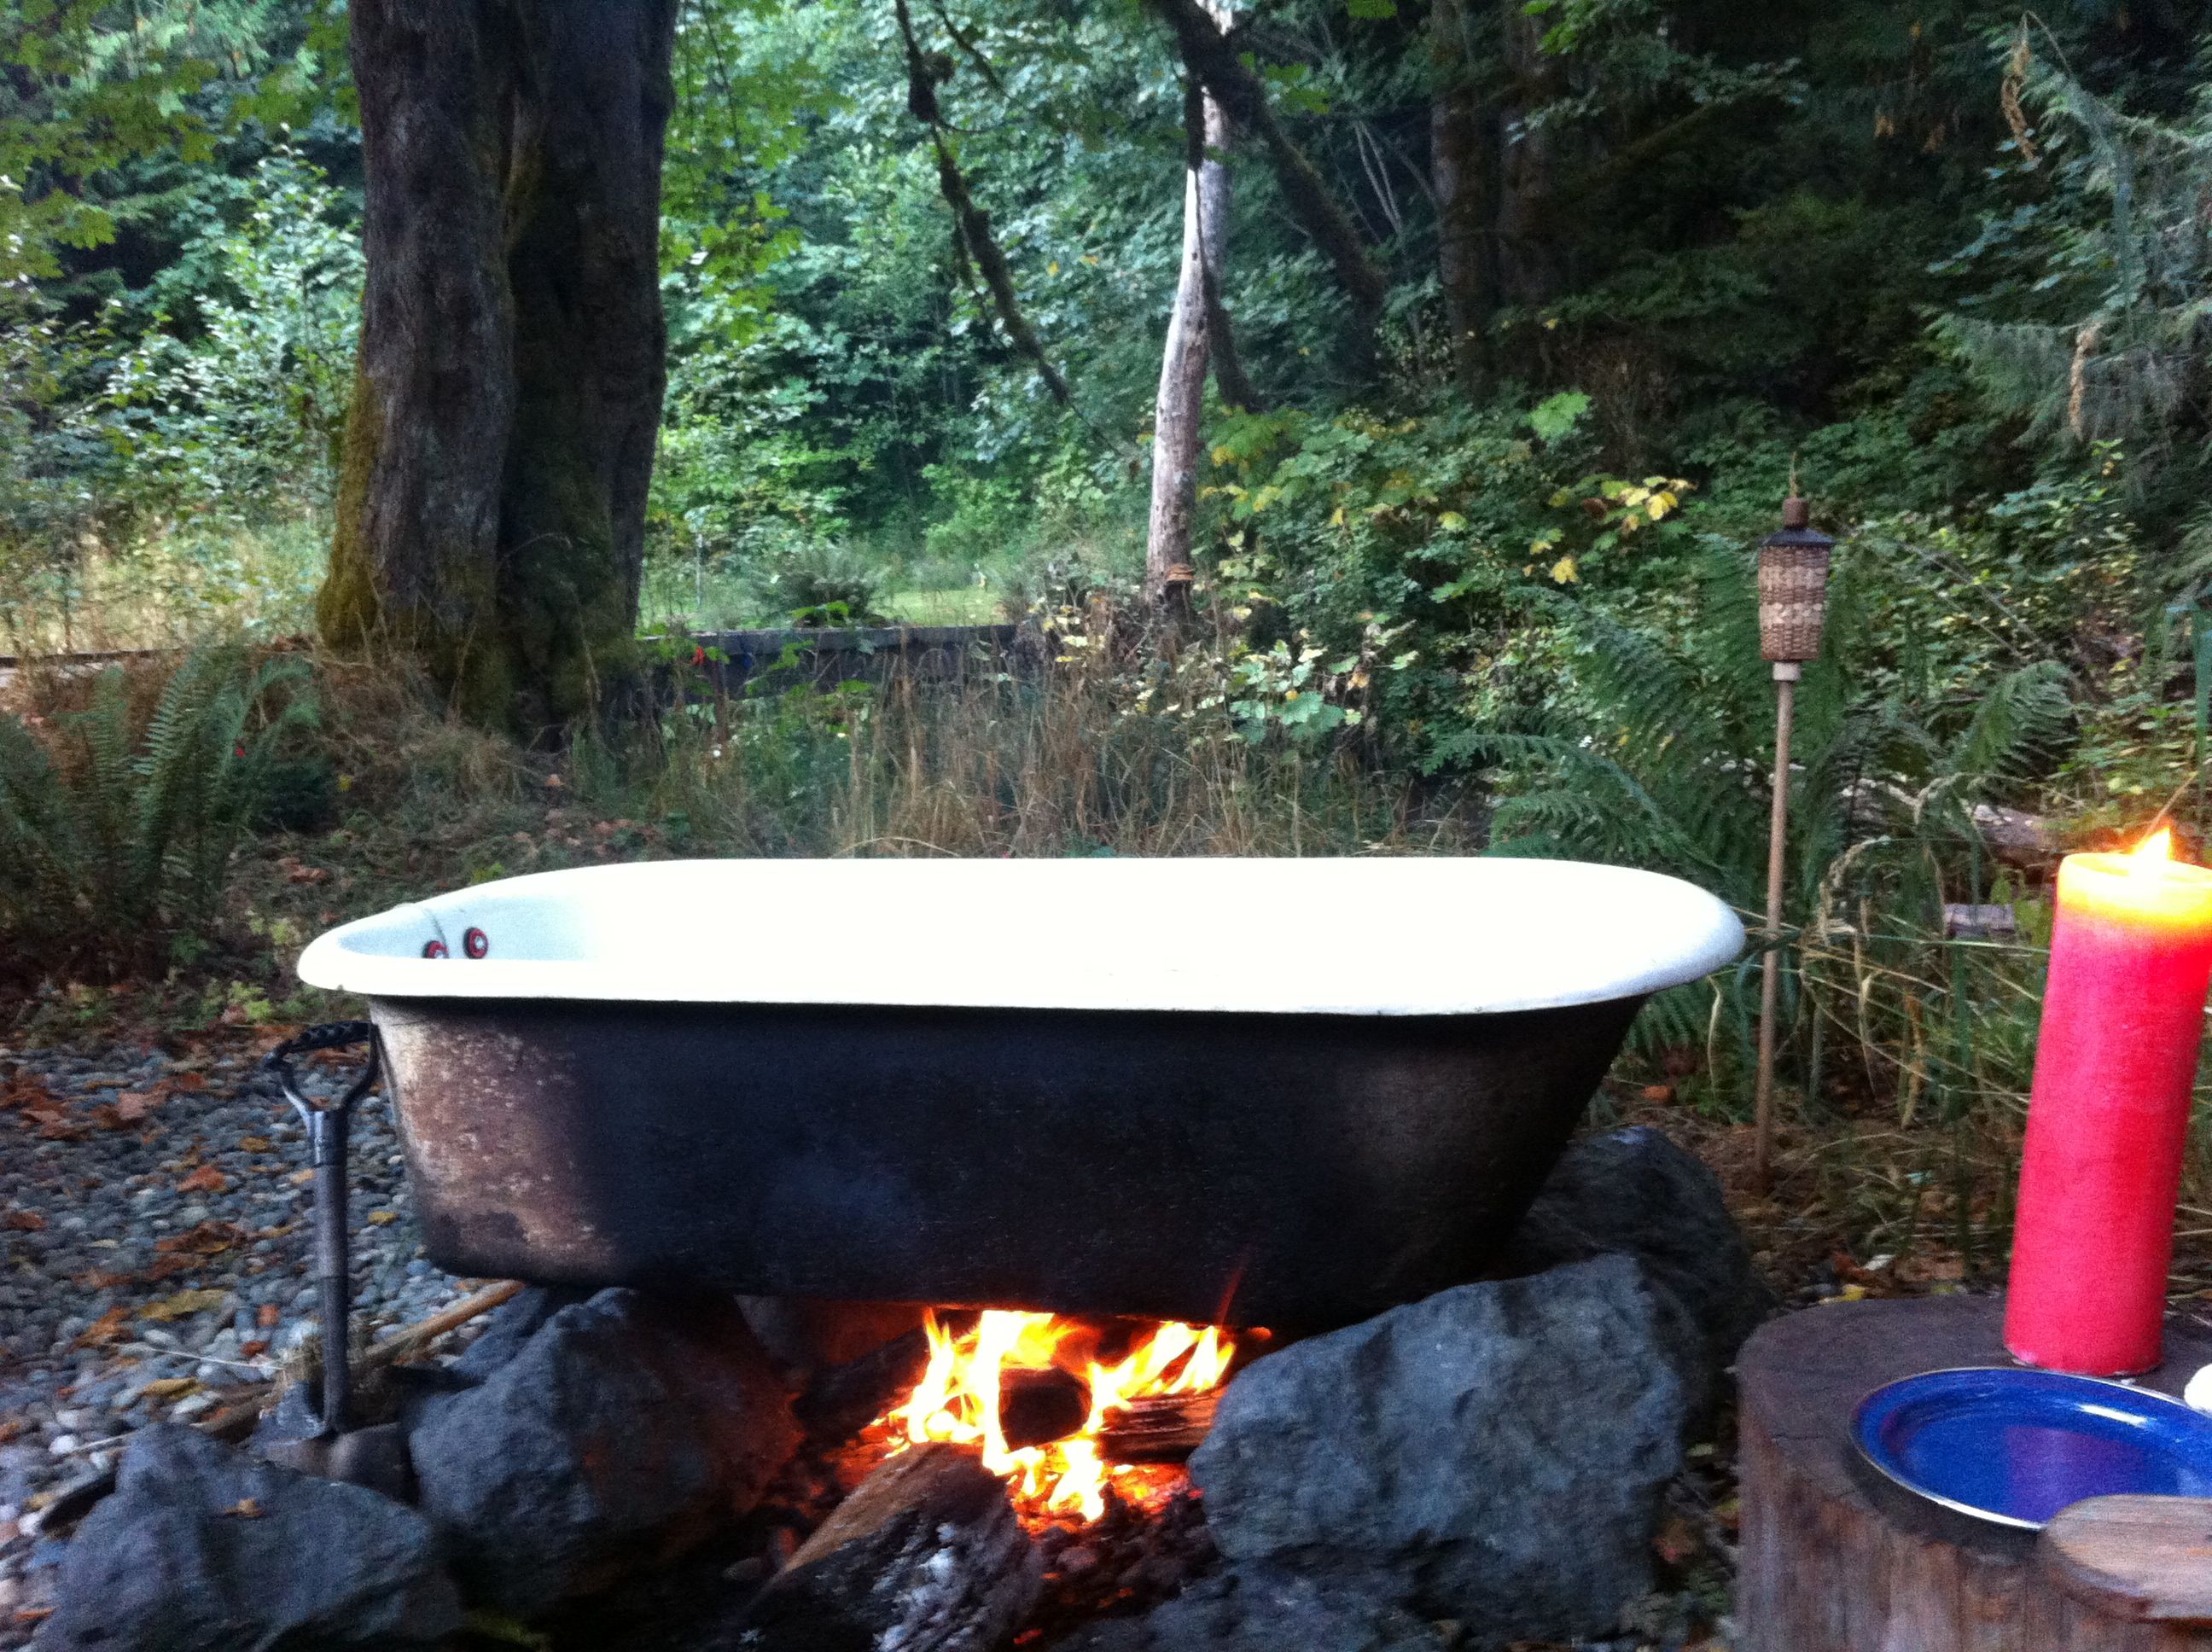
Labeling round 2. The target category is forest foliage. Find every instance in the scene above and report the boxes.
[8,1,2212,1084]
[7,2,2209,699]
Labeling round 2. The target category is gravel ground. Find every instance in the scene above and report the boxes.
[0,1039,470,1628]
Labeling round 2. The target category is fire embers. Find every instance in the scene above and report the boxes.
[873,1311,1236,1523]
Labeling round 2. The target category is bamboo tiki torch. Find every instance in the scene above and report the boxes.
[1753,487,1835,1190]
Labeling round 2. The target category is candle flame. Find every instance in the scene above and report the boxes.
[2134,828,2175,867]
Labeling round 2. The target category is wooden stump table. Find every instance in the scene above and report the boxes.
[1740,1295,2212,1651]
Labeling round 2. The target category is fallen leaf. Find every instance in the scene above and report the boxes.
[1896,1251,1966,1286]
[1829,1248,1893,1289]
[257,1304,280,1329]
[237,1136,272,1153]
[156,1219,247,1257]
[1639,1084,1676,1104]
[366,1210,398,1226]
[73,1306,130,1348]
[240,1339,268,1358]
[2,1210,45,1231]
[220,1497,264,1519]
[76,1270,136,1291]
[139,1288,230,1323]
[1652,1511,1701,1568]
[288,1168,315,1186]
[177,1166,228,1195]
[14,1608,52,1626]
[461,1609,553,1650]
[114,1090,160,1123]
[0,1073,54,1111]
[143,1377,198,1399]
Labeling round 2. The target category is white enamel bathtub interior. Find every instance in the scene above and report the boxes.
[296,857,1744,1016]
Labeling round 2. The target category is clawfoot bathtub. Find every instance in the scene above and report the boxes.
[298,857,1742,1330]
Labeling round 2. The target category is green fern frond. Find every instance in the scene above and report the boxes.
[1943,660,2074,791]
[0,648,318,976]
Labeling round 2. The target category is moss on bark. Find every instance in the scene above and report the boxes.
[317,359,386,653]
[321,0,672,736]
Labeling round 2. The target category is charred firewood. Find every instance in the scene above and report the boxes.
[794,1326,933,1443]
[1097,1391,1220,1464]
[739,1443,1041,1652]
[997,1366,1091,1451]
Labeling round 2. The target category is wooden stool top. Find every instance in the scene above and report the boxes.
[1738,1294,2212,1650]
[1740,1294,2212,1556]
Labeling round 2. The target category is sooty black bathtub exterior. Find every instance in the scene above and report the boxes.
[373,993,1644,1331]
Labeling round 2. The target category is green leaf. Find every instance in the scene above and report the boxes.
[1528,391,1592,443]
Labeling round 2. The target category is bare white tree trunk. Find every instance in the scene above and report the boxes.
[1144,3,1233,613]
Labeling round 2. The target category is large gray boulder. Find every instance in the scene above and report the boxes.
[409,1287,797,1618]
[40,1423,461,1652]
[450,1283,594,1381]
[1189,1255,1686,1644]
[1500,1125,1770,1392]
[1051,1568,1451,1652]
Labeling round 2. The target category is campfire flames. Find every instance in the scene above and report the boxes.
[879,1309,1235,1522]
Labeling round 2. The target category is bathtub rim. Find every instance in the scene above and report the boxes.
[297,854,1745,1017]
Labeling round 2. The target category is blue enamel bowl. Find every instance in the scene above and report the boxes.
[1854,1366,2212,1531]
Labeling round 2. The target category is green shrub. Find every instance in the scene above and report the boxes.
[94,150,364,522]
[1470,542,2073,1101]
[0,648,318,979]
[746,537,888,624]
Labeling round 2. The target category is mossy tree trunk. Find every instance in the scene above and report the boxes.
[1430,0,1495,403]
[1495,0,1563,325]
[319,0,676,735]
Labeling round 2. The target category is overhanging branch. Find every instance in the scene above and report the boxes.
[895,0,1070,406]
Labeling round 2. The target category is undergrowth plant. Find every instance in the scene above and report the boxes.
[1475,543,2073,1160]
[597,627,1478,860]
[0,649,317,978]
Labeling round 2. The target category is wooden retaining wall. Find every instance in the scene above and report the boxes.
[662,624,1038,697]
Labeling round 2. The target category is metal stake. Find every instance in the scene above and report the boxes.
[1754,660,1796,1192]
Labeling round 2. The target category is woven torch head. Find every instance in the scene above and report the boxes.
[1757,495,1835,663]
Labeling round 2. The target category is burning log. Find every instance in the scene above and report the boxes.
[1097,1390,1220,1464]
[795,1327,933,1443]
[744,1443,1041,1652]
[998,1365,1091,1451]
[742,1297,926,1376]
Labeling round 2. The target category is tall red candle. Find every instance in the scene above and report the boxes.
[2006,831,2212,1376]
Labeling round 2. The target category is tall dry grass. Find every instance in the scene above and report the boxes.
[621,645,1481,861]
